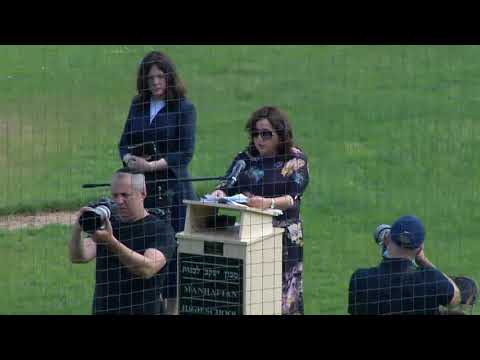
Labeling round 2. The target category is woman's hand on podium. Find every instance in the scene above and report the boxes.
[247,196,271,210]
[211,190,227,199]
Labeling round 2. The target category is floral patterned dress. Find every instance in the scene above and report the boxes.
[217,148,309,314]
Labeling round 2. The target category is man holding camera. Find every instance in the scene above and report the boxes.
[348,215,465,315]
[69,169,175,315]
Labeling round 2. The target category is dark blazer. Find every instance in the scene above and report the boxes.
[118,95,197,229]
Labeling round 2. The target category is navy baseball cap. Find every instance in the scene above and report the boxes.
[390,215,425,249]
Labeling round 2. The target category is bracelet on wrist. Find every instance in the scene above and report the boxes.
[270,198,276,209]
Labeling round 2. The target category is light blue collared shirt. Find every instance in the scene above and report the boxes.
[150,99,166,125]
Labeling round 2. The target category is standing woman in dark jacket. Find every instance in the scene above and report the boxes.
[118,51,197,309]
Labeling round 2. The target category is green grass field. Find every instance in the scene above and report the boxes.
[1,45,480,314]
[0,226,94,314]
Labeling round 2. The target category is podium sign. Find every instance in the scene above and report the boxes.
[179,253,243,315]
[176,200,284,315]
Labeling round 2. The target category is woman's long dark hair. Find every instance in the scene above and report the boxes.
[136,51,187,102]
[245,106,296,158]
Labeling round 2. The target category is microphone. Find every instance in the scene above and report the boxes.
[226,160,246,188]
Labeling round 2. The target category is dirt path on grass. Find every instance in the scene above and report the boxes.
[0,211,76,231]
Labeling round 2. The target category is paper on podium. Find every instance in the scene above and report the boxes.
[201,193,249,207]
[200,194,283,216]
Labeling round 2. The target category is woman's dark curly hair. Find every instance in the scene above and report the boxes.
[136,51,187,101]
[245,106,295,157]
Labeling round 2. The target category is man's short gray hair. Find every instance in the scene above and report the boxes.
[112,171,146,193]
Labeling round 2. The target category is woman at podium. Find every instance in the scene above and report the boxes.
[210,106,309,315]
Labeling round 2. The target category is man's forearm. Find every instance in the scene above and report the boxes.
[416,256,435,269]
[444,273,462,305]
[416,255,461,305]
[69,228,83,262]
[69,227,95,263]
[107,238,159,279]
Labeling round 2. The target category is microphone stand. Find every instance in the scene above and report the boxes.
[82,176,226,189]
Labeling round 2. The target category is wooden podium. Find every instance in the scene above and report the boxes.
[176,200,284,315]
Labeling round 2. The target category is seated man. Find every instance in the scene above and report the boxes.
[348,215,462,315]
[69,169,175,315]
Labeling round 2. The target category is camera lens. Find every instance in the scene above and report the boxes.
[79,210,102,234]
[96,205,111,220]
[79,205,111,234]
[373,224,391,246]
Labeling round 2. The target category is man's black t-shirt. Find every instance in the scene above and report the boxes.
[93,214,175,315]
[348,257,454,315]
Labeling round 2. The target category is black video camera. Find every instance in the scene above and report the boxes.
[79,198,117,234]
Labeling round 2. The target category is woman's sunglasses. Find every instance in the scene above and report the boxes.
[252,129,274,140]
